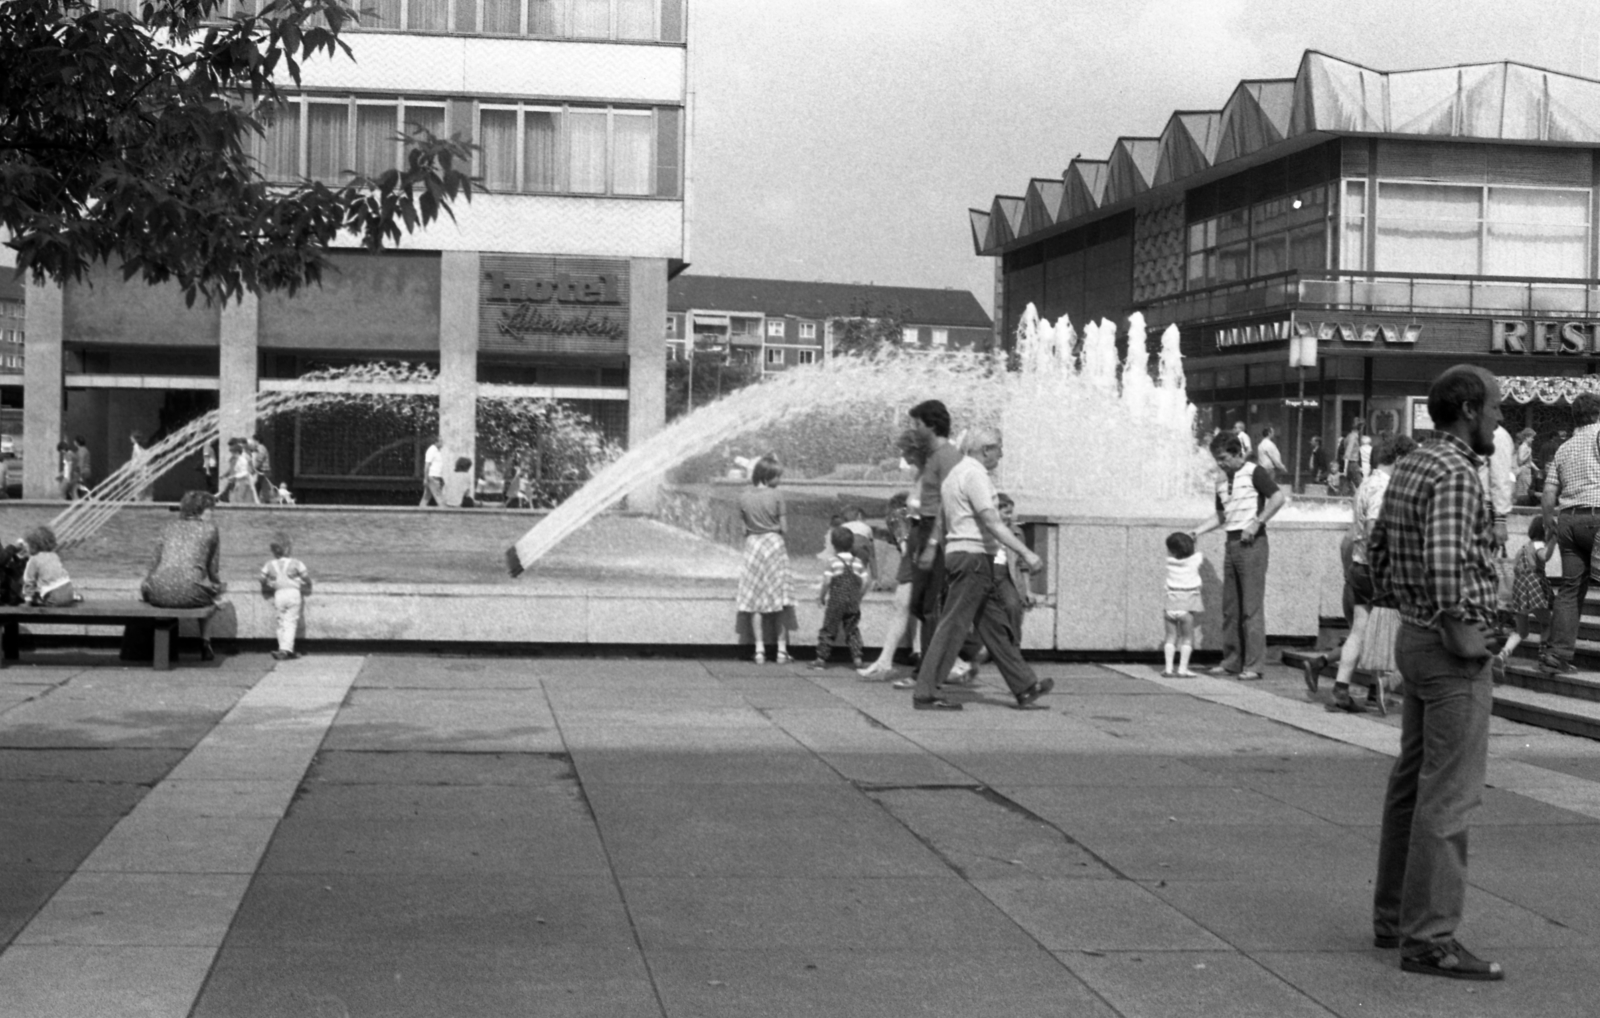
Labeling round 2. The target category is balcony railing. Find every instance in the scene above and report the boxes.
[1144,270,1600,326]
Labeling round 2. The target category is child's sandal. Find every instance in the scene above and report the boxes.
[775,651,792,665]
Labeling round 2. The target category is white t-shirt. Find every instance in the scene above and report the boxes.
[425,444,444,480]
[1166,552,1203,592]
[940,455,998,556]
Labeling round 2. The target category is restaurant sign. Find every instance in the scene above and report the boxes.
[1490,319,1600,355]
[479,255,630,355]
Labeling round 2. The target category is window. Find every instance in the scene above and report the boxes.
[765,320,786,337]
[1355,181,1591,278]
[611,112,653,195]
[354,103,397,178]
[482,0,520,32]
[477,102,672,197]
[479,108,519,191]
[797,350,816,365]
[407,0,449,30]
[902,326,920,345]
[342,0,680,39]
[1342,180,1366,271]
[260,102,300,181]
[567,110,608,193]
[665,316,677,335]
[931,328,948,347]
[306,102,349,184]
[765,347,785,366]
[1186,186,1329,288]
[523,109,560,191]
[798,321,816,340]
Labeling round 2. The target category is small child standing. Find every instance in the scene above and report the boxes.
[259,534,311,660]
[1498,517,1554,676]
[1162,532,1203,677]
[21,526,80,606]
[813,525,868,670]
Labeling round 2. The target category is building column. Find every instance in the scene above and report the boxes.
[439,251,480,473]
[22,280,63,499]
[218,293,259,446]
[627,257,668,510]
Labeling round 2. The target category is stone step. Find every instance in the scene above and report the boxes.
[1493,680,1600,742]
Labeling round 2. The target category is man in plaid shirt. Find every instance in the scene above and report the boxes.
[1366,365,1504,981]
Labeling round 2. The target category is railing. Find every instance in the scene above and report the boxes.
[1144,270,1600,325]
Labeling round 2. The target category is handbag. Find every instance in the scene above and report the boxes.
[1357,605,1401,674]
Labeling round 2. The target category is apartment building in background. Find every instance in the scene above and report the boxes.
[22,0,689,501]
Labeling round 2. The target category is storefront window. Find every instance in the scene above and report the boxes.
[1351,181,1590,278]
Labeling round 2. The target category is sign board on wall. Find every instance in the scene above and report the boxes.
[479,255,630,356]
[1490,319,1600,355]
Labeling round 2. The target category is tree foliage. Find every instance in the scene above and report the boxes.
[828,297,913,358]
[0,0,474,306]
[665,352,761,421]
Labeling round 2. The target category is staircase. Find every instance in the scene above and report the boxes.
[1492,591,1600,741]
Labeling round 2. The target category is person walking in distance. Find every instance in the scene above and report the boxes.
[1192,431,1286,680]
[1367,365,1504,980]
[907,401,966,662]
[420,434,446,507]
[1342,420,1366,495]
[909,428,1051,712]
[1255,425,1287,484]
[1538,392,1600,675]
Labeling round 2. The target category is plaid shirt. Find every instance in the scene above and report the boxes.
[1369,432,1498,629]
[1545,423,1600,510]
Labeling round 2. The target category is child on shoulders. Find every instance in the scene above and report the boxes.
[1163,531,1203,677]
[813,526,868,670]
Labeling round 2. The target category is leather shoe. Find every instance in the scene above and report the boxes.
[1016,676,1055,709]
[1301,654,1327,696]
[912,697,963,711]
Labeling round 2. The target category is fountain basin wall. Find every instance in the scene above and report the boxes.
[0,502,1353,651]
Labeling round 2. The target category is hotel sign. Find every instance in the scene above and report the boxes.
[479,255,631,355]
[1490,319,1600,354]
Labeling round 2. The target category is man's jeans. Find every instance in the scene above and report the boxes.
[912,552,1038,702]
[1372,623,1493,951]
[1549,513,1600,663]
[1220,533,1268,674]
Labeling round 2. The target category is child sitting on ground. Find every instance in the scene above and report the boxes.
[1162,531,1203,677]
[259,533,311,660]
[813,525,868,670]
[1497,516,1554,680]
[22,526,81,606]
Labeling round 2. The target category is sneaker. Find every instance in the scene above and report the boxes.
[1327,688,1367,713]
[1300,654,1327,696]
[912,697,963,711]
[1491,654,1507,685]
[889,677,916,690]
[1237,671,1264,681]
[270,650,289,661]
[1016,676,1055,709]
[1539,654,1577,676]
[1400,939,1503,981]
[809,660,827,671]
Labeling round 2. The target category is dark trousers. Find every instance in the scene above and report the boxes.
[1219,533,1269,674]
[816,598,863,664]
[1373,623,1493,951]
[912,552,1038,701]
[906,519,944,657]
[1549,513,1600,664]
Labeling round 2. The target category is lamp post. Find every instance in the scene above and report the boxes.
[1288,325,1319,494]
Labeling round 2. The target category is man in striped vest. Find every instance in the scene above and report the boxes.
[1193,431,1287,679]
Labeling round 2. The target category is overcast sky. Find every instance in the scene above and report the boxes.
[685,0,1599,314]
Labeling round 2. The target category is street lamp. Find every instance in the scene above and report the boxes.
[1288,324,1319,494]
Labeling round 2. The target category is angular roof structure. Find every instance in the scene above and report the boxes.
[668,275,993,329]
[1021,178,1066,236]
[973,50,1600,255]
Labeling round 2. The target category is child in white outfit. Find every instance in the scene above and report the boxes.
[260,534,310,660]
[1163,532,1203,677]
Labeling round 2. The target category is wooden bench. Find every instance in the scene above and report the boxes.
[0,602,217,670]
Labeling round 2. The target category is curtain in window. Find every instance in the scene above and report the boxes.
[404,105,446,146]
[354,105,397,178]
[567,111,608,193]
[1287,225,1327,274]
[528,0,560,33]
[1374,182,1481,275]
[616,0,653,38]
[524,111,560,191]
[479,110,519,191]
[1341,180,1366,271]
[360,0,401,27]
[1484,187,1589,278]
[482,0,519,33]
[260,103,300,181]
[1215,243,1249,282]
[571,0,610,36]
[611,113,652,196]
[1253,236,1288,276]
[306,104,349,184]
[407,0,448,30]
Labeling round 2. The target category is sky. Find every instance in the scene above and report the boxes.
[685,0,1600,316]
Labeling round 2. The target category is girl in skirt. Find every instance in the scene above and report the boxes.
[1497,516,1554,678]
[736,455,795,663]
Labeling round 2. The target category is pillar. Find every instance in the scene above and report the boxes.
[626,258,668,509]
[218,293,259,445]
[22,279,63,499]
[439,251,480,472]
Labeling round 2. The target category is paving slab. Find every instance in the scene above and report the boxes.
[0,945,217,1018]
[1066,821,1382,884]
[353,655,545,689]
[620,876,1038,952]
[645,947,1119,1018]
[132,780,296,820]
[284,781,585,823]
[569,746,841,785]
[582,782,951,878]
[259,815,612,876]
[868,787,1114,878]
[0,869,68,946]
[919,746,1238,788]
[224,874,636,949]
[193,944,661,1018]
[305,749,575,786]
[976,877,1229,952]
[0,816,122,871]
[1003,783,1333,829]
[0,780,144,819]
[78,814,280,874]
[14,873,251,946]
[325,690,565,752]
[1058,949,1337,1018]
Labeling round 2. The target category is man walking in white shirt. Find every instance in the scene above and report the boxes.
[1255,426,1287,483]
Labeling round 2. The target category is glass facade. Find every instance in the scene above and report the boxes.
[1186,185,1330,288]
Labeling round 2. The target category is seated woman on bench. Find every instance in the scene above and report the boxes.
[21,526,81,607]
[140,491,222,661]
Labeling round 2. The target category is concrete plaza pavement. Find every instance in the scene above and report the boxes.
[4,652,1600,1017]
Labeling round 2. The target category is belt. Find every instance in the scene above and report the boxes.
[1225,530,1265,541]
[1558,506,1600,514]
